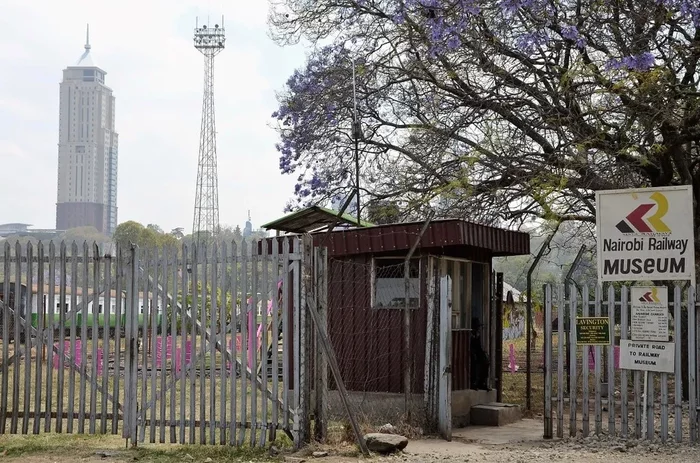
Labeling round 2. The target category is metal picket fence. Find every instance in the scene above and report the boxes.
[544,284,699,443]
[0,237,314,447]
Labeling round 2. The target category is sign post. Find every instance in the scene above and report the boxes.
[596,186,695,283]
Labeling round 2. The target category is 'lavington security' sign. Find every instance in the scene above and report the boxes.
[596,186,695,282]
[619,340,675,374]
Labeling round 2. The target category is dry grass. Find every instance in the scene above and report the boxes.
[0,335,290,445]
[0,433,280,462]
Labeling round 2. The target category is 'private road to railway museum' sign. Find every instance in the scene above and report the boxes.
[596,186,695,283]
[619,340,675,374]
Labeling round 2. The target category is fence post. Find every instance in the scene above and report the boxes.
[543,284,552,439]
[674,286,683,442]
[568,283,577,437]
[123,244,139,446]
[688,286,697,443]
[495,273,504,401]
[314,246,328,442]
[293,235,312,448]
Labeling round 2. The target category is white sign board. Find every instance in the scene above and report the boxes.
[596,186,695,282]
[619,340,675,373]
[630,286,669,342]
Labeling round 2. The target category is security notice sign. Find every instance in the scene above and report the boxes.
[619,340,675,373]
[630,286,669,342]
[596,186,695,282]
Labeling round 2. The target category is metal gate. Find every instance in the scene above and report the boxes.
[0,237,310,447]
[543,284,699,443]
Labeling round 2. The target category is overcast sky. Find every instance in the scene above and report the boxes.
[0,0,307,234]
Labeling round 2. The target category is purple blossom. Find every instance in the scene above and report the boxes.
[516,30,549,55]
[447,35,462,50]
[607,52,655,71]
[414,1,481,57]
[459,0,481,15]
[656,0,700,27]
[392,11,406,24]
[560,24,586,48]
[499,0,539,16]
[309,173,326,190]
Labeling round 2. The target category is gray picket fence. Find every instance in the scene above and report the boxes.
[543,284,699,443]
[0,238,312,447]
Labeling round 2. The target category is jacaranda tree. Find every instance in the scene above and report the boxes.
[270,0,700,228]
[270,0,700,398]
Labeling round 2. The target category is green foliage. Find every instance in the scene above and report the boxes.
[366,201,402,225]
[59,226,111,245]
[114,221,183,249]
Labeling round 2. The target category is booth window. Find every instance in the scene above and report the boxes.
[371,257,420,309]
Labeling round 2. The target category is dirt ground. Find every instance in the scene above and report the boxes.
[1,418,699,462]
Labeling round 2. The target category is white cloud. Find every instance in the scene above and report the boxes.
[0,0,305,232]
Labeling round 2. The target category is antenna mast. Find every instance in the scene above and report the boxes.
[192,17,225,245]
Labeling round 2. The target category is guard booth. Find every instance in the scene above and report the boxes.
[262,207,530,437]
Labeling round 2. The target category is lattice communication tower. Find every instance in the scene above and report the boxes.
[192,17,225,244]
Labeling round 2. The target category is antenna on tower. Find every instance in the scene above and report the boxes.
[192,16,225,245]
[85,24,91,50]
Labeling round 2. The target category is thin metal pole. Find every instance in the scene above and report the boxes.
[563,245,586,394]
[526,231,557,411]
[350,57,361,224]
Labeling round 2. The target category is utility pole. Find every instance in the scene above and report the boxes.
[350,57,362,225]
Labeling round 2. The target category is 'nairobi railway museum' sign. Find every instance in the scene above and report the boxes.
[596,186,695,283]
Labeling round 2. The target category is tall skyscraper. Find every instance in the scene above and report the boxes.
[55,25,118,235]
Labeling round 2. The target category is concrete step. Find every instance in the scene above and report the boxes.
[470,402,522,426]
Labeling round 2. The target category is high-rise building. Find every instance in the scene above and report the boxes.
[55,25,118,235]
[243,210,253,237]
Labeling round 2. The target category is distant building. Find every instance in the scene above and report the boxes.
[0,223,30,236]
[55,25,119,236]
[0,223,62,239]
[243,211,253,238]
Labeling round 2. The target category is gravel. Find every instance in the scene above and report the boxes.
[372,434,700,462]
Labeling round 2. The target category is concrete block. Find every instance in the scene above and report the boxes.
[470,402,521,426]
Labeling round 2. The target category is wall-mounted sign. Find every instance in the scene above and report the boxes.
[596,186,695,282]
[575,317,611,345]
[619,340,675,373]
[630,286,669,342]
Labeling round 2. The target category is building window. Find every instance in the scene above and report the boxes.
[371,257,420,309]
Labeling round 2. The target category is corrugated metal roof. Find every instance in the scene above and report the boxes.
[314,219,529,257]
[261,205,374,234]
